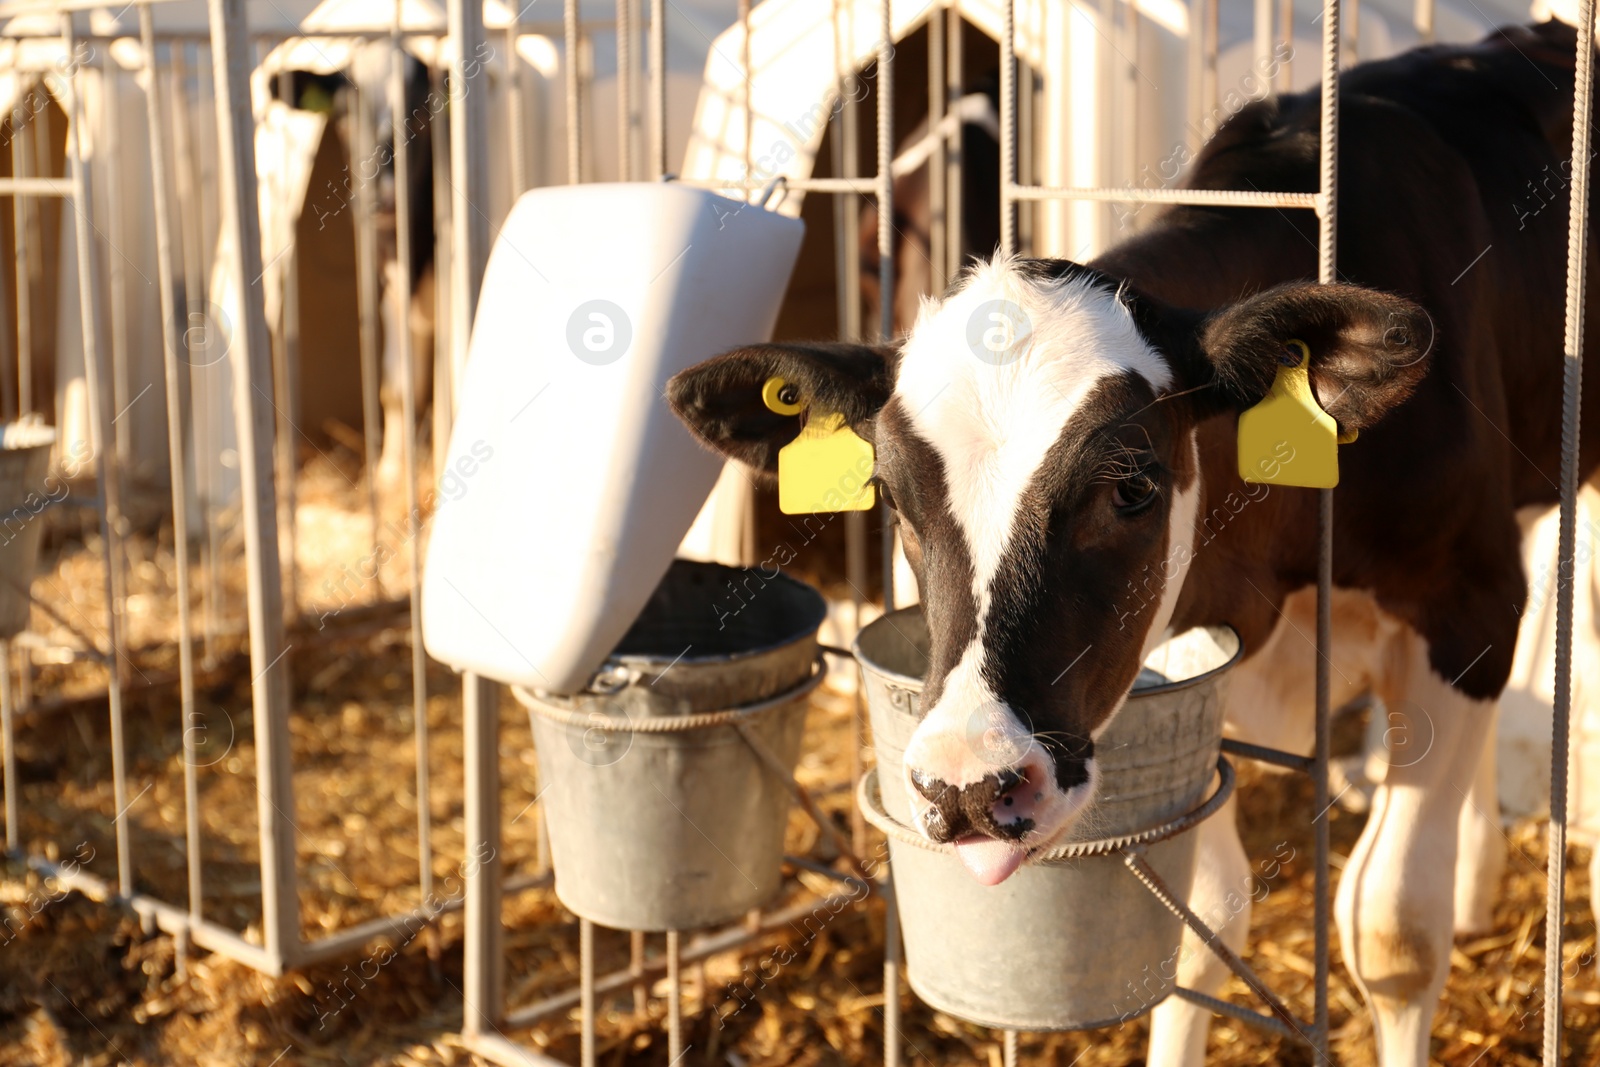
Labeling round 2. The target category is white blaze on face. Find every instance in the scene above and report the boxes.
[893,257,1180,859]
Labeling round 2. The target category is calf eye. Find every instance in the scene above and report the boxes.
[1112,472,1159,512]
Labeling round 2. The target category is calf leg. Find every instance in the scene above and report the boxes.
[1453,710,1505,936]
[1146,793,1250,1067]
[1335,639,1495,1067]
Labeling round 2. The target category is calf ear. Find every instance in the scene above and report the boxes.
[1194,283,1434,433]
[666,341,897,475]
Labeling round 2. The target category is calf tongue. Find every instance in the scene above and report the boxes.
[953,835,1026,886]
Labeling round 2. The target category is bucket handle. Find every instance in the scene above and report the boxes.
[856,755,1236,862]
[757,175,789,211]
[584,664,641,696]
[512,653,827,732]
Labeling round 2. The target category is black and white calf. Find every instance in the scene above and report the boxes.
[670,21,1593,1066]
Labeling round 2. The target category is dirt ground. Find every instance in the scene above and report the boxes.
[0,446,1597,1067]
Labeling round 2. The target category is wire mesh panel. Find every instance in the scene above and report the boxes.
[0,0,1588,1064]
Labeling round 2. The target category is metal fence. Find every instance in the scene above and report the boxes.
[0,0,535,976]
[0,0,1588,1065]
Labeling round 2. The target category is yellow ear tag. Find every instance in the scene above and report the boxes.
[762,376,876,515]
[1237,339,1356,489]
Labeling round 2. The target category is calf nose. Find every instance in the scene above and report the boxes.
[909,767,1034,843]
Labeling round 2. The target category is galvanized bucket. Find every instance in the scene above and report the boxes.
[855,608,1240,1030]
[0,422,56,639]
[520,559,827,932]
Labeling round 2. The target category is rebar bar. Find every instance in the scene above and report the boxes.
[1546,0,1595,1061]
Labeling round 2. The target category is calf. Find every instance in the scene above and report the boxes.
[670,21,1592,1066]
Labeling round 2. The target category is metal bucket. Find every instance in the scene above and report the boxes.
[0,422,56,639]
[855,608,1241,1030]
[522,559,827,932]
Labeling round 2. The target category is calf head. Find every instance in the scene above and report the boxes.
[668,256,1430,884]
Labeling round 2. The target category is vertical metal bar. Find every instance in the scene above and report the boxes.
[616,0,633,181]
[846,502,866,846]
[392,0,434,921]
[1313,0,1339,1056]
[24,100,45,415]
[170,44,221,667]
[929,6,945,295]
[838,4,861,343]
[582,36,598,185]
[1205,0,1219,114]
[450,0,501,1039]
[876,0,893,342]
[141,5,204,923]
[565,0,581,184]
[197,39,229,665]
[429,62,453,481]
[632,0,645,174]
[580,918,597,1067]
[740,0,752,185]
[11,96,32,417]
[1,637,13,852]
[101,56,131,659]
[14,644,27,725]
[830,46,853,334]
[506,13,528,196]
[1000,0,1017,256]
[877,0,895,611]
[649,0,666,177]
[449,1,490,390]
[350,88,383,587]
[831,2,869,857]
[0,141,14,419]
[1121,2,1140,205]
[1186,0,1204,146]
[1547,3,1594,1062]
[62,11,134,902]
[667,928,683,1063]
[630,929,647,1018]
[1413,0,1433,44]
[206,0,299,967]
[273,68,300,619]
[1278,0,1294,91]
[884,889,901,1067]
[1254,0,1274,78]
[1002,1029,1018,1067]
[946,4,962,280]
[1017,52,1031,251]
[103,53,132,476]
[278,229,301,613]
[462,678,503,1033]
